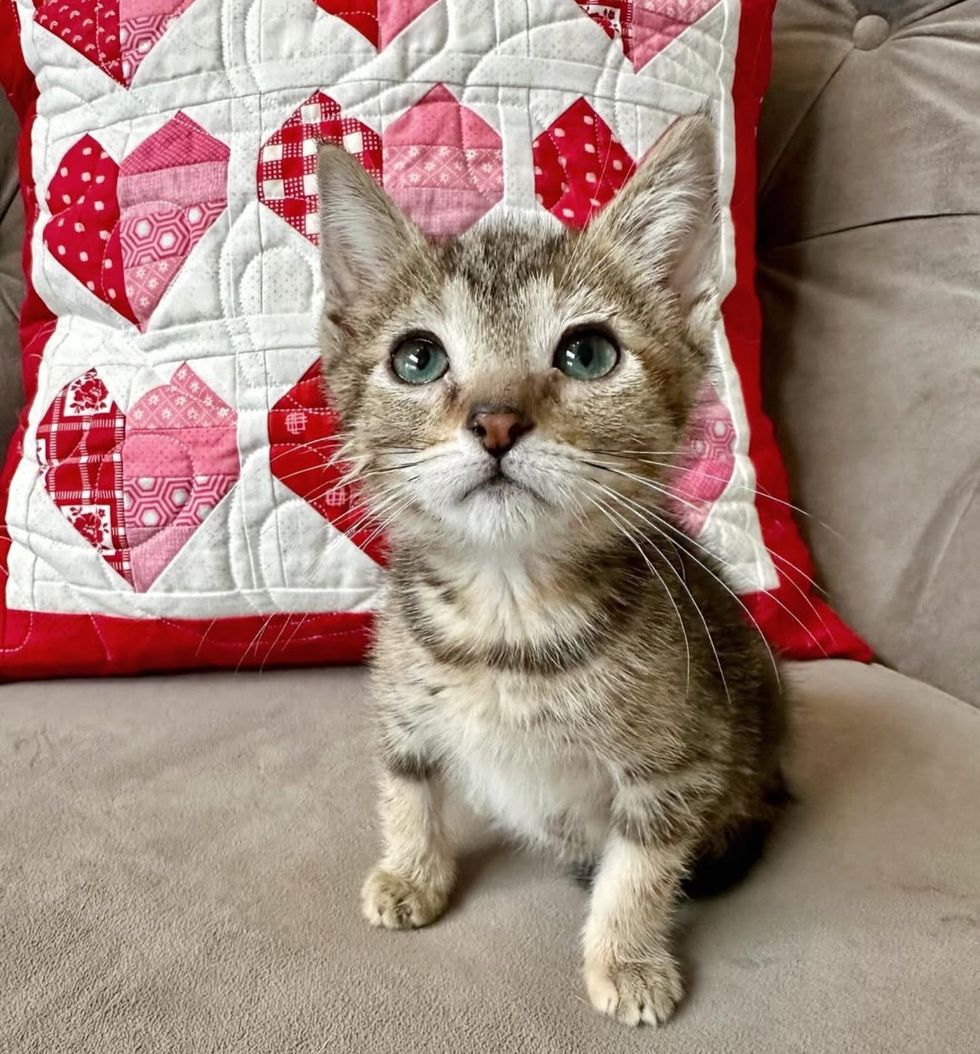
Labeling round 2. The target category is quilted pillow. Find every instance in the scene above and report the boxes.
[0,0,870,679]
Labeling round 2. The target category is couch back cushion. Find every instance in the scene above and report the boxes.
[757,0,980,705]
[0,95,25,451]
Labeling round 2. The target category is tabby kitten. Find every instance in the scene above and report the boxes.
[317,115,787,1028]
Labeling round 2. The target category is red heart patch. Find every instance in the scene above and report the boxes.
[257,92,383,246]
[533,97,636,229]
[311,0,439,50]
[43,135,136,324]
[37,364,240,590]
[382,84,504,237]
[34,0,197,87]
[268,362,386,566]
[43,113,229,330]
[258,84,503,243]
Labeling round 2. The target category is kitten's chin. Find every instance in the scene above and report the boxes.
[435,478,553,548]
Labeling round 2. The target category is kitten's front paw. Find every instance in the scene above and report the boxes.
[361,867,449,930]
[584,954,683,1027]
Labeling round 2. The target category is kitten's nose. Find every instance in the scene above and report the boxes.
[467,406,533,458]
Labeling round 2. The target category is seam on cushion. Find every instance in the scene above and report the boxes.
[867,662,980,719]
[895,465,979,677]
[759,210,980,251]
[916,475,978,603]
[758,41,852,200]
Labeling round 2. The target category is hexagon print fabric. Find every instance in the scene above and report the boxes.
[0,0,870,678]
[42,113,229,330]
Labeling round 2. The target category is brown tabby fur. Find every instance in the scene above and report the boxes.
[317,115,787,1028]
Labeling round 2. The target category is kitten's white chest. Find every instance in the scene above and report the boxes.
[438,676,615,859]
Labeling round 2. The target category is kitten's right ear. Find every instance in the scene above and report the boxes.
[585,114,719,340]
[317,145,421,311]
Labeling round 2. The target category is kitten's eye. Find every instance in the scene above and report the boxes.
[390,336,450,385]
[553,328,619,381]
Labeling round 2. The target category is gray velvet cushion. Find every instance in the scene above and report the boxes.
[757,0,980,705]
[1,661,978,1052]
[0,94,25,451]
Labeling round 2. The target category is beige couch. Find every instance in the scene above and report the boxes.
[1,3,977,1051]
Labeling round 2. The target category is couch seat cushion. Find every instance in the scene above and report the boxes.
[1,660,977,1052]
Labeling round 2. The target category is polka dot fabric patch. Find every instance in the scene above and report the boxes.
[34,0,197,87]
[533,97,635,228]
[42,113,229,330]
[0,0,871,678]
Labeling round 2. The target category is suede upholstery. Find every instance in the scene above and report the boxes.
[1,663,979,1053]
[757,0,980,705]
[0,95,24,450]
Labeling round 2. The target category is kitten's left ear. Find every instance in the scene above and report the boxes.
[587,113,719,337]
[317,144,422,311]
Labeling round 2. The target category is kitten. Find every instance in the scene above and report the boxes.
[316,115,787,1028]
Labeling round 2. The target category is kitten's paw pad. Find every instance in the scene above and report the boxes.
[361,868,448,930]
[585,957,683,1027]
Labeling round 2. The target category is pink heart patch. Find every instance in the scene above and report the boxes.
[37,364,239,590]
[43,113,229,331]
[533,97,635,229]
[268,362,386,565]
[34,0,197,88]
[383,84,504,237]
[572,0,720,72]
[311,0,439,50]
[669,381,736,535]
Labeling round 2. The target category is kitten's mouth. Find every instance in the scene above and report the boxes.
[462,466,534,502]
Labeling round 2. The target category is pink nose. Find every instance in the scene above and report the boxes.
[467,406,533,458]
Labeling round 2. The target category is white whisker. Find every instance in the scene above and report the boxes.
[584,494,692,699]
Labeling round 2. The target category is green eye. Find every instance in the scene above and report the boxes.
[391,336,450,385]
[554,328,619,381]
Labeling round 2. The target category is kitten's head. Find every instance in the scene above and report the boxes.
[317,115,719,552]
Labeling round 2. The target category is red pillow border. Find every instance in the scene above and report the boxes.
[0,0,871,679]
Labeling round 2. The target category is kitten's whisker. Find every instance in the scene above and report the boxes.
[236,611,278,673]
[765,548,830,599]
[303,484,410,549]
[263,611,313,670]
[323,486,411,541]
[258,610,308,673]
[589,482,788,678]
[597,452,840,536]
[588,448,684,458]
[586,473,783,674]
[585,494,692,699]
[584,462,827,656]
[369,454,448,476]
[266,438,420,472]
[232,481,410,671]
[612,453,837,595]
[593,489,768,701]
[593,456,829,602]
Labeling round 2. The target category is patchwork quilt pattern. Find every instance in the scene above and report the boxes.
[0,0,870,677]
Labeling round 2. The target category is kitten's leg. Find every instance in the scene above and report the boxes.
[361,766,455,930]
[582,834,689,1026]
[583,767,723,1026]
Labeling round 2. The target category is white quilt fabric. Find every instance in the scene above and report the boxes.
[6,0,775,627]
